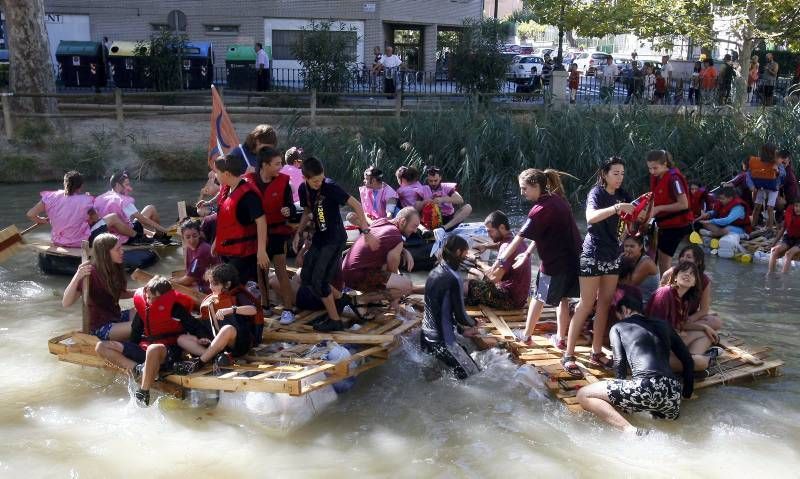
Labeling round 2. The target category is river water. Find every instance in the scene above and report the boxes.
[0,181,798,477]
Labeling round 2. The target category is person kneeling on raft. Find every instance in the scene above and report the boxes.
[577,285,694,434]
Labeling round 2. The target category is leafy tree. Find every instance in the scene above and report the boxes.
[449,18,512,94]
[292,20,358,93]
[134,30,186,91]
[516,21,546,43]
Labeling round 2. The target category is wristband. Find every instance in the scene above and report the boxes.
[232,305,237,315]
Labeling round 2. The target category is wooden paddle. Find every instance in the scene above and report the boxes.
[0,223,43,263]
[81,240,91,334]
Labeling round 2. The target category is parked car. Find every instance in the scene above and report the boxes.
[573,52,612,76]
[506,54,546,83]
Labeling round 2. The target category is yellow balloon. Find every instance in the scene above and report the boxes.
[710,238,720,249]
[689,232,703,244]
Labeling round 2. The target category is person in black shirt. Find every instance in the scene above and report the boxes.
[292,157,377,332]
[577,285,694,433]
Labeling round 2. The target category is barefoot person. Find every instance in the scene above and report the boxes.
[62,233,134,341]
[577,286,694,433]
[694,186,752,238]
[495,169,581,350]
[769,200,800,273]
[563,157,634,375]
[660,245,722,332]
[647,150,694,274]
[94,172,172,244]
[747,144,781,231]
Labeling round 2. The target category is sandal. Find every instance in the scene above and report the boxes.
[590,352,614,370]
[561,355,583,378]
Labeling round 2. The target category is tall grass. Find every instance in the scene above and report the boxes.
[283,104,800,205]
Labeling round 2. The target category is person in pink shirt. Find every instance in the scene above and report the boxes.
[420,165,472,231]
[94,172,171,244]
[395,166,425,208]
[360,166,399,223]
[280,146,305,204]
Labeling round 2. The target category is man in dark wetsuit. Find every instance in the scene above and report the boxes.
[421,235,481,379]
[577,286,694,433]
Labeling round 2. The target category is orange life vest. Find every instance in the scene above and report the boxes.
[748,156,779,190]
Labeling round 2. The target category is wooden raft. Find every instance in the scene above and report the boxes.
[48,302,422,397]
[474,307,784,413]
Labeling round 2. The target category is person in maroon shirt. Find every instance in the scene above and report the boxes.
[495,168,581,347]
[467,210,531,310]
[173,218,218,293]
[341,207,420,311]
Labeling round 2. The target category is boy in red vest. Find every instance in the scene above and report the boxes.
[695,186,752,238]
[769,201,800,273]
[94,276,195,407]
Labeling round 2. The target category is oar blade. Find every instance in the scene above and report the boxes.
[0,225,23,263]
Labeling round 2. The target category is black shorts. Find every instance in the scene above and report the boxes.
[420,335,479,380]
[579,255,621,277]
[441,214,454,225]
[301,240,345,298]
[267,233,289,259]
[781,234,800,249]
[121,341,182,370]
[221,254,257,285]
[531,270,579,306]
[128,220,147,243]
[220,316,254,357]
[89,223,108,246]
[763,85,775,98]
[657,225,692,257]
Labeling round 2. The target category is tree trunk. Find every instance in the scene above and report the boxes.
[566,30,577,49]
[1,0,58,114]
[734,36,753,108]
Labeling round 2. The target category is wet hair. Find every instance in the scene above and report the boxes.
[597,156,624,187]
[518,168,568,198]
[285,146,304,165]
[301,156,324,178]
[244,124,277,152]
[91,233,126,302]
[678,244,706,275]
[397,166,420,183]
[484,210,510,230]
[109,171,129,189]
[365,166,384,182]
[180,218,202,234]
[716,186,737,199]
[612,285,643,314]
[63,170,84,196]
[668,261,701,306]
[207,263,240,291]
[257,146,284,167]
[440,234,468,270]
[214,153,247,176]
[145,275,173,297]
[760,143,777,163]
[645,149,674,168]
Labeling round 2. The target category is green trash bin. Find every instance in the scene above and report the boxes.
[108,41,152,89]
[56,41,107,88]
[225,45,256,90]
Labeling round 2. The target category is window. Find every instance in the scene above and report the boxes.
[204,24,239,34]
[150,23,169,31]
[272,29,357,61]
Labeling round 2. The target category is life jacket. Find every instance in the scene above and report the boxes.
[421,202,443,230]
[619,192,653,237]
[251,172,293,236]
[714,197,752,233]
[200,286,264,347]
[748,156,780,191]
[650,168,694,228]
[689,187,710,217]
[132,288,194,349]
[215,180,260,257]
[786,209,800,238]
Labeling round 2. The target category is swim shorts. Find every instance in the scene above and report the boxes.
[92,309,131,340]
[531,271,579,306]
[657,225,692,257]
[606,375,682,420]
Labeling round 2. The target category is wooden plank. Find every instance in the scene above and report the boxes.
[481,307,517,340]
[718,338,764,365]
[694,360,784,389]
[262,330,398,345]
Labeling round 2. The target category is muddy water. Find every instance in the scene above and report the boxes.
[0,181,798,477]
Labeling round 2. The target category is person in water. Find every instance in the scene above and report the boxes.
[747,144,782,232]
[419,165,473,232]
[577,285,694,433]
[340,206,419,311]
[646,150,694,274]
[95,276,195,407]
[618,234,660,308]
[695,186,752,238]
[293,157,377,332]
[62,233,134,341]
[647,261,719,372]
[466,210,532,310]
[563,157,634,374]
[26,170,135,247]
[421,235,481,380]
[176,263,262,374]
[495,169,581,352]
[94,172,172,245]
[769,200,800,273]
[173,218,218,293]
[659,244,722,332]
[360,166,399,223]
[247,147,297,324]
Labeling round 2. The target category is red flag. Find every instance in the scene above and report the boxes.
[208,85,241,169]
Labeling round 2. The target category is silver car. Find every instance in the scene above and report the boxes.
[506,55,546,83]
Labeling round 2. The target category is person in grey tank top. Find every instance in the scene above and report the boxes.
[619,235,660,307]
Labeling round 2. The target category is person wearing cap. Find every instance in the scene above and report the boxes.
[577,286,694,434]
[419,166,472,232]
[360,166,399,223]
[341,206,418,311]
[94,172,171,244]
[213,153,268,285]
[280,146,305,204]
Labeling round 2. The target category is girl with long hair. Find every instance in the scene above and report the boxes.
[647,149,694,274]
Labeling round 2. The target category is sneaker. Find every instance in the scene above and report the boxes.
[309,314,329,327]
[175,357,204,376]
[213,352,233,369]
[153,232,172,245]
[313,318,344,332]
[134,388,150,407]
[279,309,295,325]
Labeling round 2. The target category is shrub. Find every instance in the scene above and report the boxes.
[133,145,207,180]
[448,18,513,94]
[292,20,358,95]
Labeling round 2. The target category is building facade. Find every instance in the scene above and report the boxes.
[41,0,483,73]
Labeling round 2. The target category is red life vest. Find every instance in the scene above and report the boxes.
[689,187,709,217]
[786,209,800,238]
[650,167,694,229]
[132,288,194,349]
[215,180,260,257]
[714,197,752,233]
[255,172,293,236]
[200,286,265,347]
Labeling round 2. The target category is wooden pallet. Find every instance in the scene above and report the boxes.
[474,307,784,413]
[48,301,422,397]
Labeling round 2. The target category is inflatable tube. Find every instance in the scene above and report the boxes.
[38,248,159,276]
